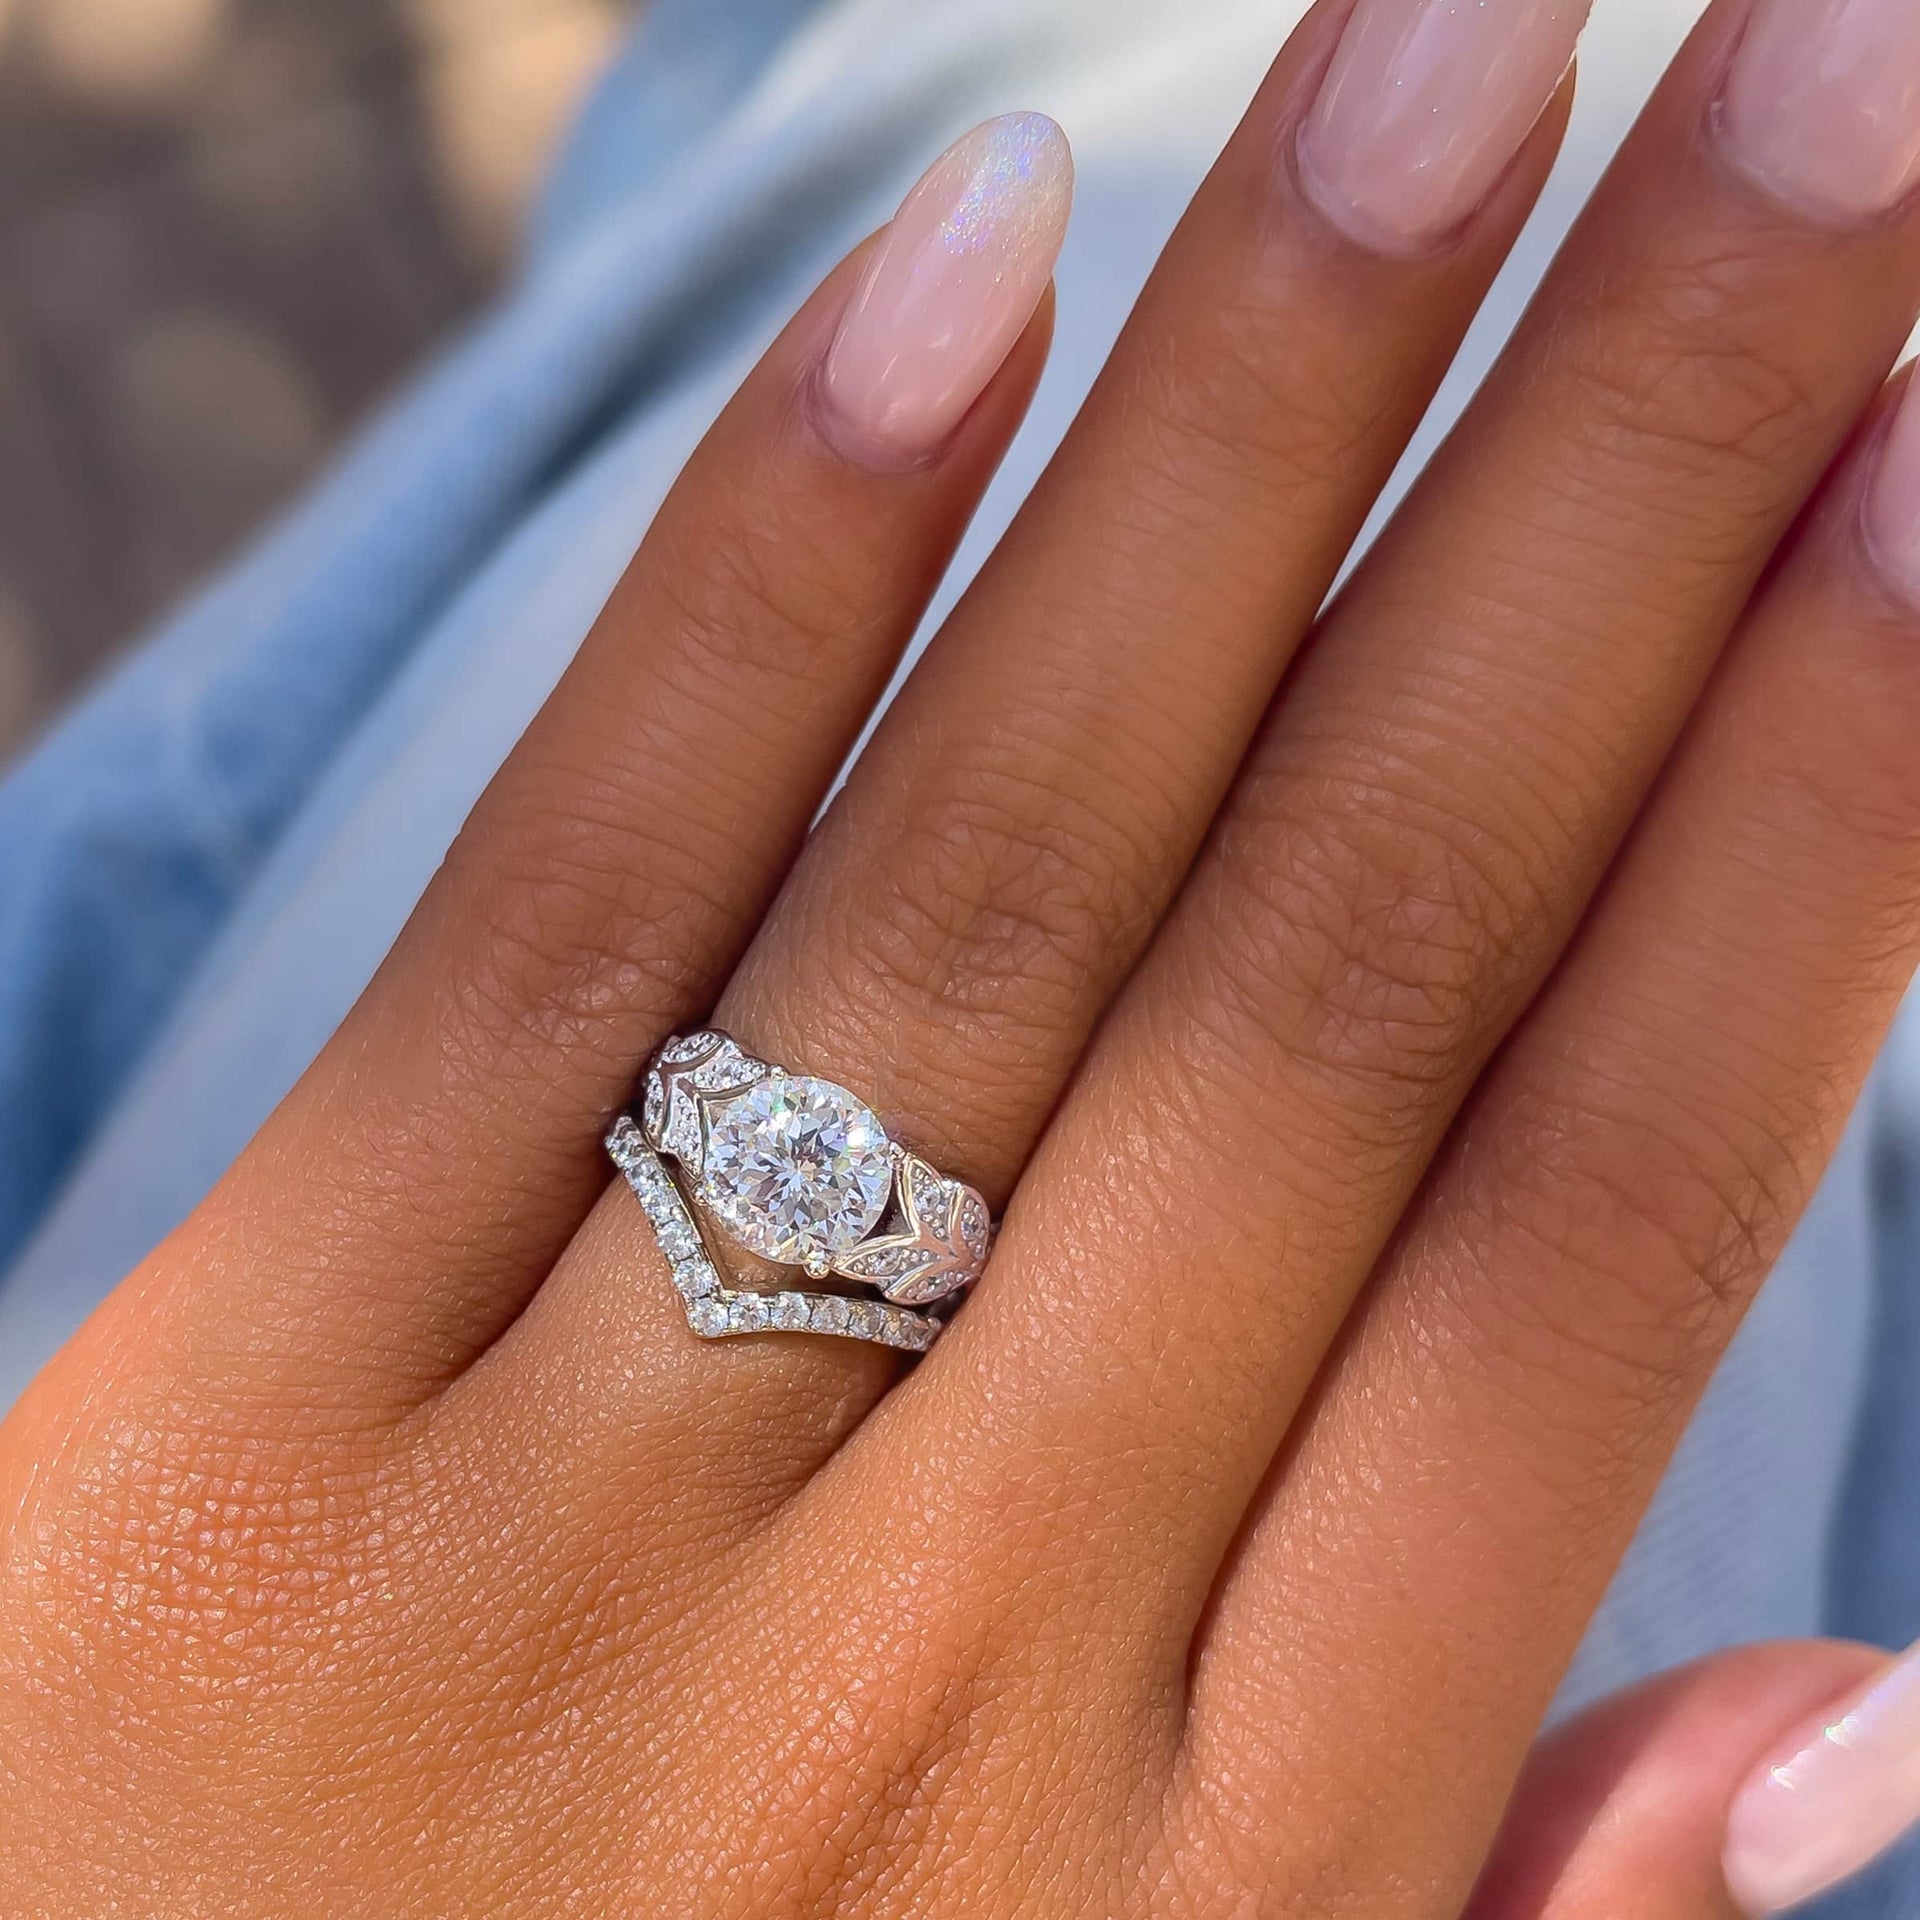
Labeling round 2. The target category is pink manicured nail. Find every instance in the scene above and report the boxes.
[1723,1642,1920,1914]
[1297,0,1590,256]
[1719,0,1920,225]
[821,113,1073,460]
[1866,373,1920,610]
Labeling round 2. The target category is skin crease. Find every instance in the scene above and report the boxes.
[4,3,1920,1918]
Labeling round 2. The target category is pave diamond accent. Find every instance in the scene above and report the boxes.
[658,1031,724,1067]
[641,1072,666,1142]
[605,1118,940,1353]
[700,1075,893,1272]
[645,1031,766,1168]
[834,1150,993,1306]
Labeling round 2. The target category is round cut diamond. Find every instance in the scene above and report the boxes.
[702,1076,893,1269]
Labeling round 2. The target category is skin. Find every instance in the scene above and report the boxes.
[4,2,1920,1914]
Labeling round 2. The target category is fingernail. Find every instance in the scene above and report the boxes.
[1296,0,1590,256]
[820,112,1073,461]
[1723,1642,1920,1914]
[1866,372,1920,611]
[1719,0,1920,225]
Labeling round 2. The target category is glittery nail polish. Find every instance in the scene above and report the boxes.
[822,113,1073,460]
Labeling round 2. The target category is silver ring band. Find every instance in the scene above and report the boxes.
[605,1031,993,1350]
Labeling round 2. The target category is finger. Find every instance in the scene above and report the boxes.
[482,0,1580,1475]
[126,166,1060,1414]
[722,2,1573,1192]
[1186,373,1920,1903]
[1464,1643,1887,1920]
[876,0,1920,1637]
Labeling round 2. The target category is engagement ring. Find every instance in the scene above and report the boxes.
[606,1031,993,1349]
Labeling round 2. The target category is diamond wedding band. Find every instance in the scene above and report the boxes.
[605,1031,993,1350]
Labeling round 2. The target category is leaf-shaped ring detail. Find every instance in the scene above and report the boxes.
[835,1151,993,1306]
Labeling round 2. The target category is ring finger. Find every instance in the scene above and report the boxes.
[133,175,1059,1420]
[464,0,1582,1496]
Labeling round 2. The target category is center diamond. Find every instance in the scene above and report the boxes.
[702,1075,894,1270]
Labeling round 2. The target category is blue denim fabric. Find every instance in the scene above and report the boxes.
[0,1,1915,1907]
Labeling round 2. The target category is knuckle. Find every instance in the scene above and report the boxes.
[1562,239,1827,509]
[648,508,871,689]
[1176,762,1547,1148]
[1458,1048,1818,1414]
[425,751,750,1100]
[816,748,1165,1049]
[431,489,941,1088]
[453,818,723,1054]
[1125,294,1386,532]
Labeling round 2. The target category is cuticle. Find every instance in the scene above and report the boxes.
[1285,117,1463,266]
[801,358,946,477]
[1701,20,1920,239]
[1852,385,1920,622]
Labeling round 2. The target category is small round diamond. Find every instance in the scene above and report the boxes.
[702,1075,893,1269]
[729,1294,771,1333]
[673,1260,716,1300]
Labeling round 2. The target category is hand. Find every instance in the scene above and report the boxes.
[7,2,1920,1915]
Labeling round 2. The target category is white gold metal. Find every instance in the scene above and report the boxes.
[605,1029,993,1350]
[606,1118,939,1351]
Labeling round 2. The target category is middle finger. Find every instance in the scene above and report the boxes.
[877,0,1920,1644]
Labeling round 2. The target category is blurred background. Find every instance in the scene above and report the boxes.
[0,0,638,760]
